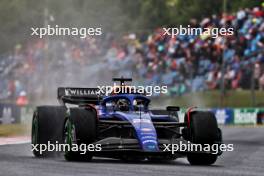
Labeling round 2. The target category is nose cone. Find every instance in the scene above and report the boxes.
[118,112,159,152]
[138,126,159,152]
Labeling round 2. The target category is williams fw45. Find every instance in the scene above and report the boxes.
[31,78,223,165]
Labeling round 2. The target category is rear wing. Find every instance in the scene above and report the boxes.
[57,87,103,105]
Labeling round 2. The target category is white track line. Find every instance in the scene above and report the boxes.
[0,136,30,146]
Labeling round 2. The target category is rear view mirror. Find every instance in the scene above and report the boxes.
[166,106,180,111]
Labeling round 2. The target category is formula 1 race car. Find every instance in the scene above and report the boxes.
[31,78,223,165]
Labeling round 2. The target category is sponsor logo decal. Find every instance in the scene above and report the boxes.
[132,119,151,124]
[141,128,153,132]
[65,88,100,96]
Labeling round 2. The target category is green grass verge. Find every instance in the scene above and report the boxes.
[152,90,264,108]
[0,124,30,137]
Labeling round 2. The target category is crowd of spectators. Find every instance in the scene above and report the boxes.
[109,5,264,95]
[0,5,264,104]
[0,37,106,104]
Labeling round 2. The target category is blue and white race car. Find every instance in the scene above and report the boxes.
[32,78,222,165]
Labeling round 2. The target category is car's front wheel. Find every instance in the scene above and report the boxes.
[184,111,221,165]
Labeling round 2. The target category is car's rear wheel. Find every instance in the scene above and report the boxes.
[31,106,66,157]
[184,111,221,165]
[64,108,97,161]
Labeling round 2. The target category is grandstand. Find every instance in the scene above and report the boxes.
[0,5,263,106]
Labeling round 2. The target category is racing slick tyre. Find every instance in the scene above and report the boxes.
[31,106,66,157]
[64,108,97,161]
[184,111,220,165]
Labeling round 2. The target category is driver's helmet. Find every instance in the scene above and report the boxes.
[117,99,129,111]
[133,100,139,110]
[133,99,144,111]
